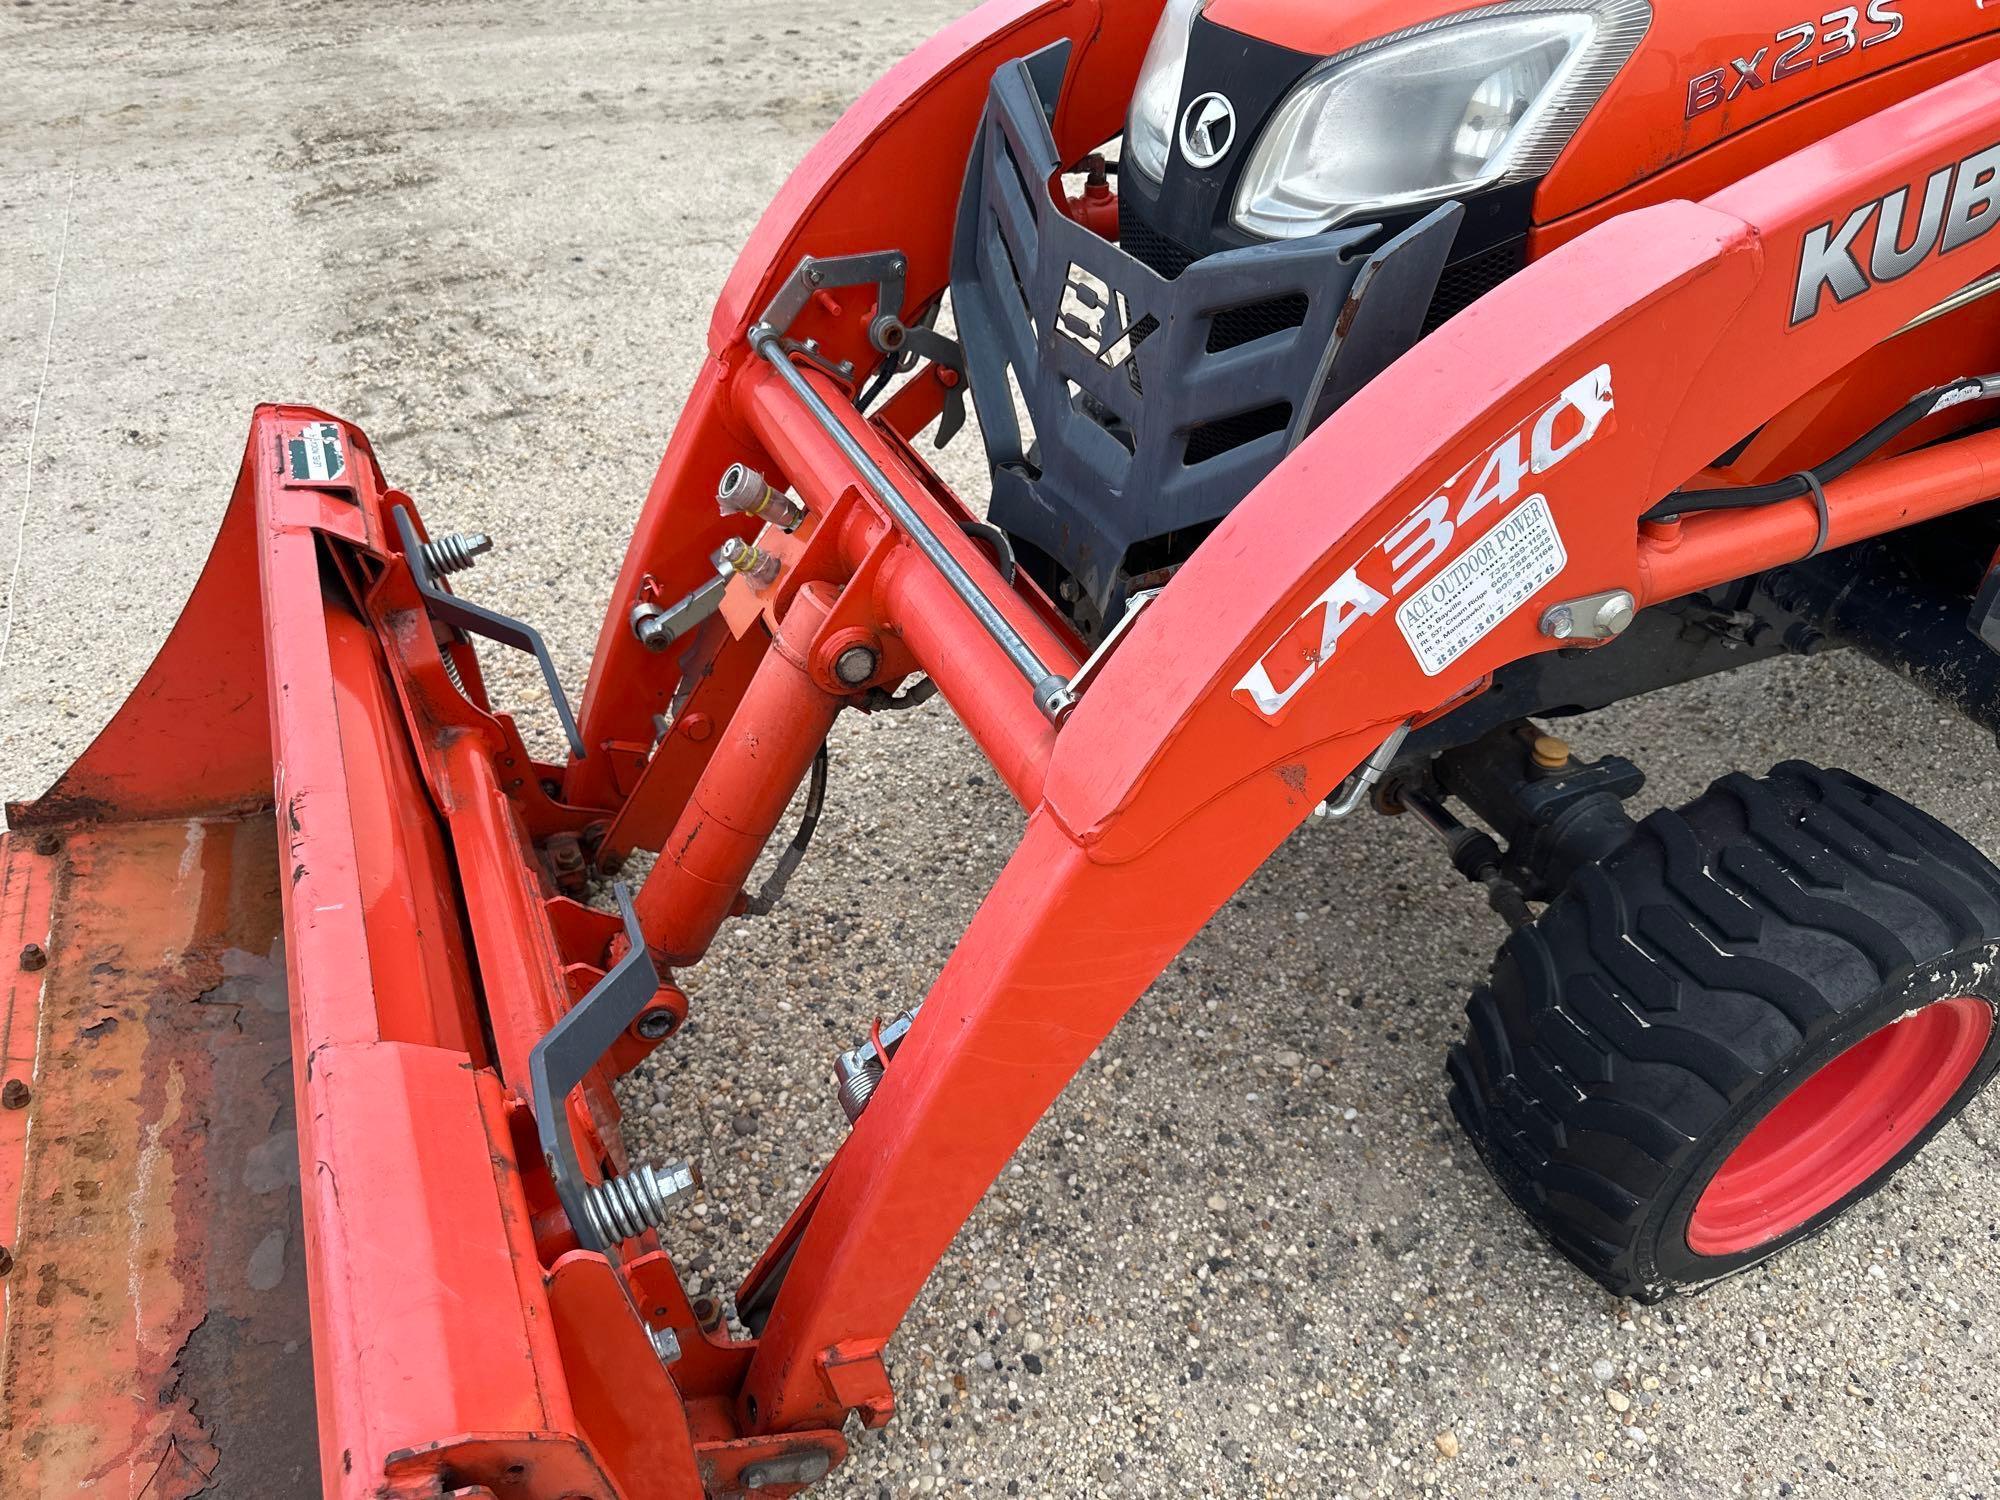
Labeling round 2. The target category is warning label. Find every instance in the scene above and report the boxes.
[1396,495,1567,676]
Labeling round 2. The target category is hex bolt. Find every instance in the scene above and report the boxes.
[691,1294,725,1332]
[18,944,46,973]
[648,1324,683,1365]
[833,644,880,686]
[0,1246,13,1276]
[32,833,59,858]
[716,464,806,531]
[1539,604,1576,640]
[0,1080,28,1110]
[420,531,493,577]
[1593,591,1637,636]
[635,1008,678,1041]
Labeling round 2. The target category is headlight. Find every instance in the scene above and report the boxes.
[1233,0,1651,239]
[1125,0,1207,182]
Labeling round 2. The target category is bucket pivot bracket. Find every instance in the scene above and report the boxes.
[392,504,587,759]
[528,884,696,1252]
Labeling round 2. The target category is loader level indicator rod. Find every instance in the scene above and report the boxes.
[748,322,1077,723]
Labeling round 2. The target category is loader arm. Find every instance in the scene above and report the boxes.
[7,9,2000,1498]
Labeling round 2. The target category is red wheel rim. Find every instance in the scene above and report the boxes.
[1687,996,1991,1256]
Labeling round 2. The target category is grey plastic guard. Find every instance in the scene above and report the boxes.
[951,48,1463,622]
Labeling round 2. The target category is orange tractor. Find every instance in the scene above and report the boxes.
[7,0,2000,1494]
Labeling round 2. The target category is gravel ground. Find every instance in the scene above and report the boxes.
[7,3,2000,1497]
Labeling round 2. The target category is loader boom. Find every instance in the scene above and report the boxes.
[6,0,2000,1493]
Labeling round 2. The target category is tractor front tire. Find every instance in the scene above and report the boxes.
[1449,761,2000,1299]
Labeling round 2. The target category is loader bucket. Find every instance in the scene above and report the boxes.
[0,497,314,1492]
[0,409,706,1499]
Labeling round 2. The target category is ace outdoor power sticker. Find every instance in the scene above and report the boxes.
[1395,494,1567,676]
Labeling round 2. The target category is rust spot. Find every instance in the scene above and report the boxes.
[2,818,315,1496]
[1274,763,1309,795]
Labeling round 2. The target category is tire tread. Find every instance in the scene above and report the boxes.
[1450,763,2000,1296]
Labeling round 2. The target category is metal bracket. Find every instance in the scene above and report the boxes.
[749,258,1077,725]
[959,519,1017,584]
[392,505,587,759]
[1319,723,1412,819]
[527,884,666,1253]
[874,319,970,447]
[761,250,911,345]
[1539,589,1637,643]
[631,573,730,653]
[764,250,970,445]
[1062,586,1162,703]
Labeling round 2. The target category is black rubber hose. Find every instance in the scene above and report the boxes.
[1643,374,2000,522]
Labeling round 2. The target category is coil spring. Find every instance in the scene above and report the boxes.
[421,530,492,577]
[580,1160,696,1246]
[438,642,467,696]
[835,1056,884,1124]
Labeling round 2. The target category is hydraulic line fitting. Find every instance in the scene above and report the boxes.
[717,463,806,531]
[833,1006,921,1123]
[717,535,781,587]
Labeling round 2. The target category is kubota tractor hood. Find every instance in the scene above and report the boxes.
[1184,0,1978,226]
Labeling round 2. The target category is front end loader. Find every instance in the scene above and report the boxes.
[8,0,2000,1493]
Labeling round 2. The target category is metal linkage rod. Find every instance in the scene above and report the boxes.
[747,322,1076,723]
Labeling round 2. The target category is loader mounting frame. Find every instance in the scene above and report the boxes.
[7,1,2000,1495]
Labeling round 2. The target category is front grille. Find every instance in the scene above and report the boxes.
[1204,293,1310,354]
[1119,199,1196,280]
[1185,401,1291,466]
[1423,236,1527,332]
[1119,196,1310,356]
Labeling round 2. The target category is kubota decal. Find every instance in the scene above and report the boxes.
[1792,139,2000,324]
[1234,366,1613,718]
[1686,3,1903,119]
[1056,263,1142,371]
[1179,93,1236,170]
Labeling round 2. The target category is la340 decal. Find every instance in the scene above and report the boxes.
[1234,366,1614,719]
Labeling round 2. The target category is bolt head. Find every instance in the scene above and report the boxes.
[635,1008,678,1041]
[1540,604,1575,641]
[1,1080,28,1110]
[833,645,879,685]
[1594,592,1636,636]
[18,944,45,973]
